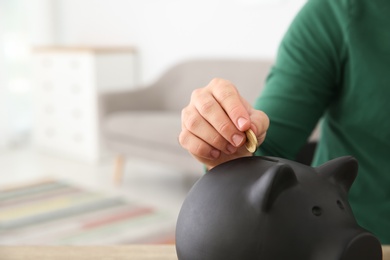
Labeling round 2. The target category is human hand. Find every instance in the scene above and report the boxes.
[179,78,269,170]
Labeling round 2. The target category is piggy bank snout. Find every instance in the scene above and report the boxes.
[341,232,382,260]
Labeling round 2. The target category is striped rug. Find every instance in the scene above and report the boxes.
[0,179,176,245]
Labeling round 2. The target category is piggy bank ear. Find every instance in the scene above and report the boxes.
[316,156,358,193]
[248,163,298,212]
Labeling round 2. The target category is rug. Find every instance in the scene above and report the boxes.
[0,179,176,245]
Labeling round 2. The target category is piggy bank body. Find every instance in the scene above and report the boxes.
[176,156,382,260]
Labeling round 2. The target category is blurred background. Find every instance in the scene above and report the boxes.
[0,0,305,245]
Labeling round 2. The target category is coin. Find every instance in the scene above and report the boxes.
[245,129,258,153]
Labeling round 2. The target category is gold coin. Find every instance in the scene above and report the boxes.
[245,129,258,153]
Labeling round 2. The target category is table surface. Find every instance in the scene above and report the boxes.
[0,245,389,260]
[0,245,176,260]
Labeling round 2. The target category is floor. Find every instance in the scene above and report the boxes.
[0,145,200,228]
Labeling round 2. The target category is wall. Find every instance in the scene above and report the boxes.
[1,0,306,146]
[54,0,306,85]
[0,4,7,148]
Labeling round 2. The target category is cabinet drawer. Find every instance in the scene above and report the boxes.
[31,47,136,162]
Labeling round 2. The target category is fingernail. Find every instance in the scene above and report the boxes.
[232,134,244,147]
[211,149,220,159]
[237,117,248,130]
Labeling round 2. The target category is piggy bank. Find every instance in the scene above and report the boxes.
[175,156,382,260]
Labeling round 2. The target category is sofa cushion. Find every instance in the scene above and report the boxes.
[104,111,183,153]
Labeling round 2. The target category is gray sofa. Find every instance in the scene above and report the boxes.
[99,59,273,183]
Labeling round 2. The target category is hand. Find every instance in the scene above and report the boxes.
[179,78,269,170]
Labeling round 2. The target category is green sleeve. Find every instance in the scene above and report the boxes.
[255,0,348,159]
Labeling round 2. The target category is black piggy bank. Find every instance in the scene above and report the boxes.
[176,156,382,260]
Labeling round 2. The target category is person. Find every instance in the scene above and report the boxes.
[179,0,390,244]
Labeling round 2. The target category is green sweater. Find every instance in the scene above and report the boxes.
[255,0,390,244]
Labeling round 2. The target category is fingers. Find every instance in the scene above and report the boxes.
[179,128,221,161]
[191,86,246,149]
[181,104,238,156]
[179,124,253,170]
[179,77,269,168]
[248,108,269,147]
[207,78,251,132]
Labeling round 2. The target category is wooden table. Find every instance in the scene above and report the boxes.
[0,245,177,260]
[0,245,389,259]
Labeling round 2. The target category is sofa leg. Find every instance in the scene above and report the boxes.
[114,155,125,185]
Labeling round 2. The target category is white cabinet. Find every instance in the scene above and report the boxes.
[31,46,136,162]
